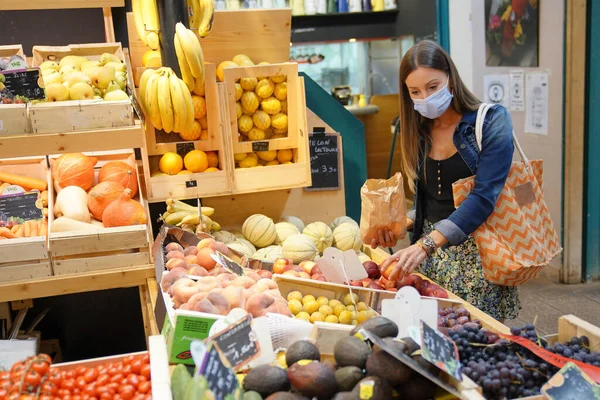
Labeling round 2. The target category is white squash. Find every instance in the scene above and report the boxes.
[242,214,277,247]
[53,185,91,223]
[51,217,100,233]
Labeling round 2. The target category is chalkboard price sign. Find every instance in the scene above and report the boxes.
[198,342,240,400]
[0,191,43,226]
[542,362,600,400]
[305,131,340,191]
[209,315,260,370]
[420,321,462,380]
[252,141,269,152]
[1,69,45,100]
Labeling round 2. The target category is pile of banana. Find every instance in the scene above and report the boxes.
[139,67,194,134]
[131,0,160,50]
[174,22,206,95]
[188,0,215,38]
[161,198,222,235]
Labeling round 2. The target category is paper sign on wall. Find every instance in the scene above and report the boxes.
[525,71,549,135]
[509,70,525,112]
[483,74,510,108]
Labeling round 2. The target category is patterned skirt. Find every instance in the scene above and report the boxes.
[418,220,521,321]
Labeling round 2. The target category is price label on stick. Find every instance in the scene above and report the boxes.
[542,362,600,400]
[211,251,245,276]
[420,320,462,380]
[206,315,260,371]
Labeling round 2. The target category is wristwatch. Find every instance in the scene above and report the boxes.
[416,235,436,256]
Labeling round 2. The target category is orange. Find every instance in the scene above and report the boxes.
[192,95,207,119]
[178,120,201,141]
[206,151,219,168]
[159,152,183,175]
[204,167,219,172]
[200,130,209,140]
[183,150,208,173]
[177,170,193,175]
[277,149,293,163]
[192,78,205,96]
[217,61,238,82]
[199,116,208,129]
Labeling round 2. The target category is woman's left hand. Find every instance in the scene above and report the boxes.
[380,244,428,280]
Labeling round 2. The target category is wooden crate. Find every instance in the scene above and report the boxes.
[553,314,600,351]
[0,157,52,282]
[48,150,151,275]
[0,45,31,136]
[142,63,232,201]
[29,43,134,134]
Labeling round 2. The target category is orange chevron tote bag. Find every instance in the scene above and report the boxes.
[451,103,562,286]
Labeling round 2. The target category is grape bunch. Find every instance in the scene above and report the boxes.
[438,306,483,332]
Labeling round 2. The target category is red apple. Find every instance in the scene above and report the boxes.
[273,258,294,274]
[396,274,416,288]
[432,288,449,299]
[349,281,363,288]
[363,261,381,279]
[416,280,429,294]
[380,261,398,280]
[367,281,383,290]
[257,269,273,279]
[299,260,318,275]
[359,278,373,288]
[422,285,437,297]
[412,275,424,288]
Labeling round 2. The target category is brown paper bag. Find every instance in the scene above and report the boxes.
[359,172,407,245]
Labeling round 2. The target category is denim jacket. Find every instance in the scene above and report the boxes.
[407,104,514,245]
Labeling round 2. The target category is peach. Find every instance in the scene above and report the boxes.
[298,271,311,280]
[166,250,185,261]
[165,242,184,253]
[243,288,257,301]
[246,292,276,318]
[185,255,198,266]
[311,273,327,282]
[273,258,293,274]
[186,292,209,308]
[207,292,231,315]
[197,238,217,250]
[256,270,273,279]
[166,258,187,271]
[193,298,220,314]
[256,278,278,290]
[245,271,262,282]
[171,278,200,303]
[214,242,231,257]
[380,261,398,280]
[282,270,300,278]
[188,265,209,277]
[184,246,199,256]
[196,247,217,270]
[196,276,221,293]
[160,269,188,293]
[217,273,236,282]
[222,285,246,309]
[231,276,256,289]
[299,260,318,275]
[379,276,396,289]
[209,267,227,276]
[292,265,303,273]
[267,289,283,299]
[180,303,189,310]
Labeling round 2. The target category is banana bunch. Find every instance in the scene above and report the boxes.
[139,67,194,134]
[174,22,206,95]
[161,198,222,234]
[131,0,160,50]
[187,0,215,38]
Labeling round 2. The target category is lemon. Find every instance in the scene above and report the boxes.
[346,304,357,312]
[329,299,342,308]
[152,171,167,177]
[241,91,260,115]
[333,304,346,317]
[357,310,372,324]
[248,128,266,141]
[271,113,288,130]
[302,295,316,304]
[266,160,279,166]
[303,300,319,315]
[277,149,293,163]
[351,320,359,326]
[261,96,282,114]
[288,299,303,315]
[159,152,183,175]
[235,83,243,101]
[206,151,219,168]
[234,153,247,162]
[199,116,208,129]
[287,291,303,302]
[295,312,310,322]
[178,120,201,141]
[184,150,209,173]
[240,77,258,91]
[238,115,253,133]
[193,78,205,96]
[252,110,271,131]
[273,127,288,136]
[274,82,287,100]
[177,170,192,175]
[233,54,253,65]
[255,78,275,99]
[319,305,333,317]
[192,95,206,119]
[325,315,339,324]
[310,312,325,323]
[339,311,353,325]
[342,293,359,306]
[200,130,208,140]
[357,302,369,312]
[317,296,329,307]
[271,74,286,84]
[256,150,277,162]
[238,154,258,168]
[235,102,243,119]
[217,60,237,82]
[281,161,293,164]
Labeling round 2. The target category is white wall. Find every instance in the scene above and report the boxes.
[450,0,565,277]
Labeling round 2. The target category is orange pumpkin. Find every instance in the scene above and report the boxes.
[88,181,125,221]
[102,188,148,227]
[98,161,138,197]
[52,153,98,191]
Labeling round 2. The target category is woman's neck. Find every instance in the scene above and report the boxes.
[434,107,462,129]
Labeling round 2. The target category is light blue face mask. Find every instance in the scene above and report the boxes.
[412,80,454,119]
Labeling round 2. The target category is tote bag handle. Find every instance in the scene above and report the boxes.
[475,103,529,165]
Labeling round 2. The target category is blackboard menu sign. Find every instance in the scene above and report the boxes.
[252,141,269,152]
[209,315,260,370]
[1,69,45,101]
[420,321,462,380]
[305,130,341,191]
[542,362,600,400]
[197,341,240,400]
[0,191,43,226]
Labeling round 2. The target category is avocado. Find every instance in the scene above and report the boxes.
[331,392,356,400]
[399,337,420,355]
[397,375,436,400]
[351,376,393,400]
[244,391,264,400]
[243,365,290,398]
[334,336,371,369]
[287,361,337,400]
[366,348,413,386]
[351,317,398,339]
[412,352,440,376]
[265,393,310,400]
[335,366,364,392]
[285,340,321,367]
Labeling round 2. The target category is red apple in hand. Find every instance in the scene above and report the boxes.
[412,275,424,288]
[379,276,396,289]
[422,285,437,297]
[363,261,380,279]
[273,258,293,274]
[300,260,318,275]
[380,261,398,280]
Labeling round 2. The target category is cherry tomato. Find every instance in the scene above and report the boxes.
[61,378,76,391]
[118,384,135,400]
[110,374,124,384]
[100,394,113,400]
[41,381,58,395]
[57,388,72,397]
[64,371,76,380]
[47,370,62,386]
[76,377,87,390]
[137,381,151,394]
[139,365,150,380]
[141,354,149,365]
[106,382,119,392]
[97,367,108,376]
[24,370,42,387]
[95,374,109,387]
[122,364,132,376]
[129,360,142,375]
[123,356,135,366]
[83,369,98,384]
[0,371,10,380]
[71,395,82,400]
[0,380,11,391]
[126,374,140,387]
[106,367,119,377]
[39,395,53,400]
[75,367,88,377]
[36,354,53,364]
[30,360,50,376]
[18,394,34,400]
[10,362,24,373]
[83,383,97,396]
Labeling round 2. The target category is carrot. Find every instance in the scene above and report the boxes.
[29,220,38,237]
[0,172,47,191]
[23,221,31,237]
[15,226,23,237]
[10,225,19,234]
[0,227,17,238]
[39,219,47,237]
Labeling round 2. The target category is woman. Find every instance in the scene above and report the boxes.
[372,40,520,321]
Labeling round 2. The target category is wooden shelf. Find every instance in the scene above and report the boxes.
[0,264,155,302]
[0,124,145,159]
[0,0,124,10]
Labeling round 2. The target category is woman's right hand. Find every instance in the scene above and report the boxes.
[370,229,397,249]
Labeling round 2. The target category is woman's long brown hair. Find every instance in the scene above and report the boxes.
[399,40,480,193]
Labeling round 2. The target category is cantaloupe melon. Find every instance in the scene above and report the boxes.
[212,230,237,245]
[275,222,300,245]
[242,214,277,247]
[330,216,358,230]
[228,238,257,258]
[279,216,305,233]
[252,245,283,261]
[282,234,318,263]
[303,222,333,253]
[333,222,362,252]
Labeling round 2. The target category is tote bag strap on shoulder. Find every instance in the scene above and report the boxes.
[475,103,529,166]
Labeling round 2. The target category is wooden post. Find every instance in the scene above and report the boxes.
[156,0,187,76]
